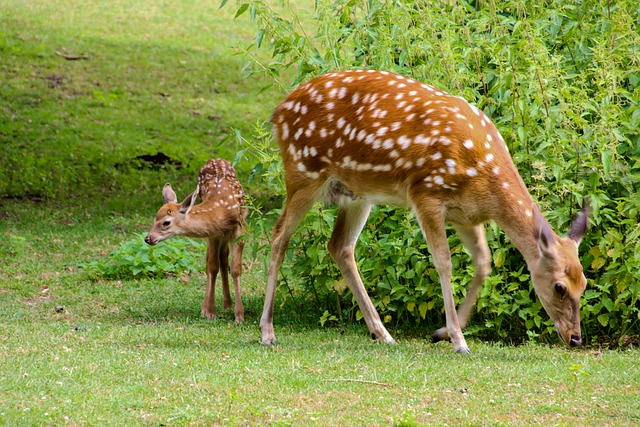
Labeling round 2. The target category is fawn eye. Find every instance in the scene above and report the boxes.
[554,283,567,297]
[162,220,171,227]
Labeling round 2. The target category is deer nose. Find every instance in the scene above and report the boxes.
[144,235,154,245]
[569,335,582,347]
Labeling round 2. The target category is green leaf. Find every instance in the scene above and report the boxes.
[235,4,249,18]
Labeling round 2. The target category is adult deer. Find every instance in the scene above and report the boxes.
[145,158,247,323]
[261,70,589,352]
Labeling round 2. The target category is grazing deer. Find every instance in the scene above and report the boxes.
[145,158,247,323]
[261,70,589,352]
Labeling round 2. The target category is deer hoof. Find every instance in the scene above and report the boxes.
[455,346,472,354]
[201,310,216,320]
[431,328,451,343]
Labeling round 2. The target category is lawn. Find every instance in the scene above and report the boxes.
[1,1,639,426]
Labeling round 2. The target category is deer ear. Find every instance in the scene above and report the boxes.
[567,200,590,245]
[533,207,557,259]
[162,183,178,204]
[179,186,199,215]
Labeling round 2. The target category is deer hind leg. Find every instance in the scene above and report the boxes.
[260,185,321,345]
[230,238,245,323]
[413,203,470,353]
[218,242,232,311]
[202,238,221,320]
[432,224,491,343]
[327,200,396,343]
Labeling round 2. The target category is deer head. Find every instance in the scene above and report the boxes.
[531,205,589,346]
[144,183,197,245]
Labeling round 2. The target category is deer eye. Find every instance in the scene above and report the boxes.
[162,220,171,227]
[554,283,567,297]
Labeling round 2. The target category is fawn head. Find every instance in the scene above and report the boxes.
[144,183,197,245]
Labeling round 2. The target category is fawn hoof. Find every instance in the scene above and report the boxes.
[235,315,245,324]
[201,310,216,320]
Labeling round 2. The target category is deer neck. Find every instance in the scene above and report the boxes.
[491,180,545,267]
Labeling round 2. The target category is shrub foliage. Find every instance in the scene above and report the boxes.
[228,0,640,344]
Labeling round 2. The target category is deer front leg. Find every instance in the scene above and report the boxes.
[218,242,233,311]
[328,200,395,344]
[261,188,319,345]
[414,204,470,353]
[230,240,245,323]
[202,238,220,320]
[432,224,491,343]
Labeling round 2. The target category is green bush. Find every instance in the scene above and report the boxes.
[228,0,639,344]
[85,234,206,280]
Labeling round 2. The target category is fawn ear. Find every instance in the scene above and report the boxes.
[533,207,557,260]
[179,185,199,215]
[162,183,178,204]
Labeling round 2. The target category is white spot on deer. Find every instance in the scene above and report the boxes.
[281,122,290,140]
[303,146,309,157]
[432,152,443,160]
[416,158,425,167]
[485,153,494,163]
[487,134,493,142]
[391,122,401,131]
[335,138,344,148]
[320,128,328,138]
[337,118,346,129]
[502,182,510,189]
[388,79,397,86]
[389,150,399,158]
[377,127,389,137]
[373,164,392,172]
[525,209,532,217]
[463,139,474,149]
[396,158,405,168]
[493,167,500,175]
[352,92,360,104]
[294,128,304,140]
[398,83,406,89]
[365,134,375,144]
[403,160,413,169]
[406,113,416,121]
[282,101,294,110]
[301,105,308,114]
[398,101,407,109]
[466,168,478,177]
[338,87,347,99]
[326,102,335,110]
[305,171,320,179]
[297,162,307,172]
[325,80,334,88]
[434,176,444,185]
[343,76,355,83]
[357,129,367,142]
[395,93,404,100]
[382,138,395,150]
[397,135,411,149]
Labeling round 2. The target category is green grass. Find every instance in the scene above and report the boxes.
[1,1,639,426]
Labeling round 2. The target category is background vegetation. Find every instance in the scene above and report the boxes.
[1,0,639,424]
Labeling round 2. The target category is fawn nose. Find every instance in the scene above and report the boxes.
[569,335,582,347]
[144,235,154,245]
